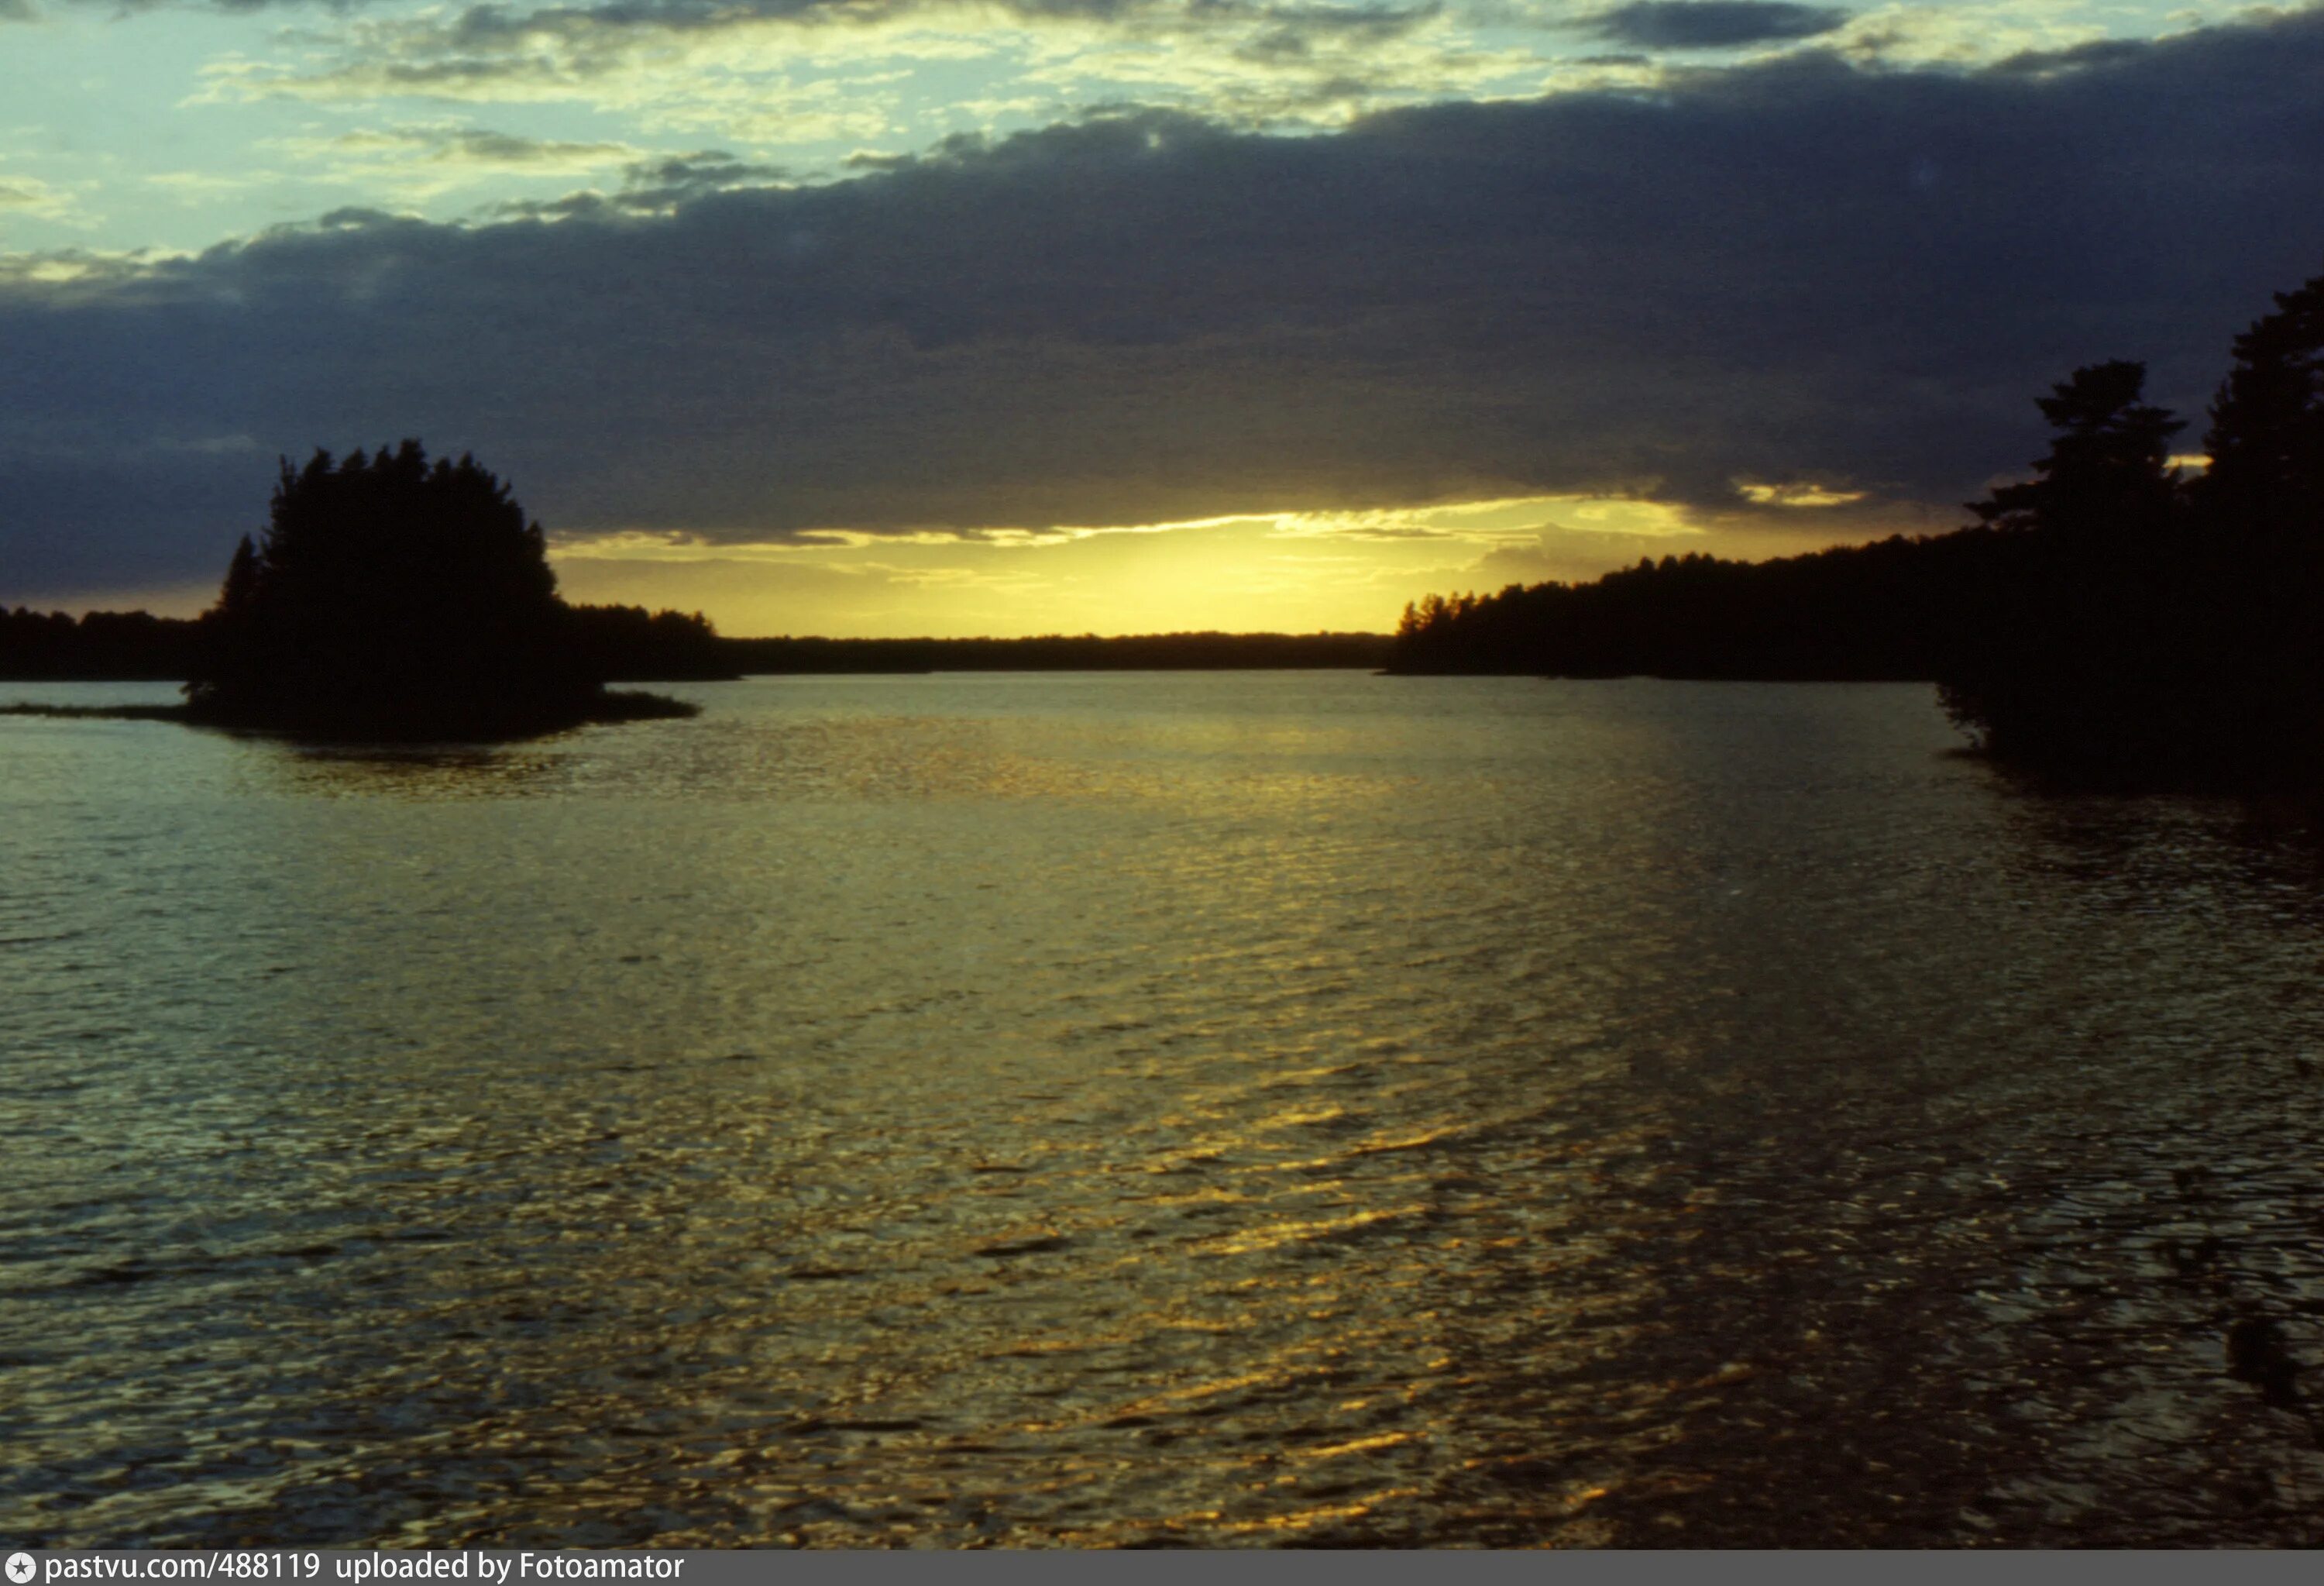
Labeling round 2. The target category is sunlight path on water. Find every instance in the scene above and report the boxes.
[3,675,2323,1545]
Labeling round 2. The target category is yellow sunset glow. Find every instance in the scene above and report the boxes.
[1735,481,1870,507]
[545,493,1890,637]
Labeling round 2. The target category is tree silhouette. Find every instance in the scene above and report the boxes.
[1385,263,2324,789]
[2198,274,2324,543]
[1969,360,2184,543]
[0,606,200,679]
[1380,277,2315,783]
[566,603,734,682]
[1936,361,2192,767]
[185,441,686,738]
[2174,274,2324,773]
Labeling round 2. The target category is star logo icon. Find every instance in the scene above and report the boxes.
[6,1553,36,1584]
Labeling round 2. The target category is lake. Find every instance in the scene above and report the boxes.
[5,673,2322,1546]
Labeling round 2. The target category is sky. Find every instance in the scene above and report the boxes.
[3,0,2322,635]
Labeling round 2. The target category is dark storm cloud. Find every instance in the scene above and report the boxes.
[9,9,2324,599]
[1577,2,1848,50]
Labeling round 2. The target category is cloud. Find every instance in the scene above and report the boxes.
[0,170,88,225]
[1734,479,1866,507]
[218,0,1447,76]
[406,0,1443,42]
[483,149,792,218]
[253,126,771,215]
[1576,2,1851,51]
[197,0,1488,132]
[412,128,638,168]
[268,125,642,192]
[621,150,789,194]
[9,10,2324,603]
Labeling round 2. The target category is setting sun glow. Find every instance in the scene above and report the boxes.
[545,493,1885,635]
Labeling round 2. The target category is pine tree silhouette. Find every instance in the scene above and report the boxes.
[185,442,657,738]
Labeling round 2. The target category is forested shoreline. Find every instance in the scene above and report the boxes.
[19,261,2324,775]
[1384,532,1988,682]
[0,601,738,683]
[722,631,1393,673]
[0,607,1392,682]
[1391,267,2324,787]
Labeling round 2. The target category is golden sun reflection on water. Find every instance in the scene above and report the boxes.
[5,675,2324,1544]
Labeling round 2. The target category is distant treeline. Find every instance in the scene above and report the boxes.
[0,607,198,679]
[1391,265,2324,787]
[1,602,733,685]
[724,631,1393,673]
[1386,535,1993,681]
[2,607,1390,680]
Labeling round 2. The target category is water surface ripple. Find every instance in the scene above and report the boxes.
[4,675,2322,1546]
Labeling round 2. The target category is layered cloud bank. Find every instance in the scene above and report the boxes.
[5,9,2324,612]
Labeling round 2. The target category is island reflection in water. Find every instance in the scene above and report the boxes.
[3,673,2322,1546]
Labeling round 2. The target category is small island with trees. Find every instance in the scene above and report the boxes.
[184,443,714,739]
[8,442,720,741]
[1390,266,2324,790]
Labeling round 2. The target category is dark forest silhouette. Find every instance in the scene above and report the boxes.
[722,631,1393,673]
[19,266,2324,773]
[173,443,710,738]
[1390,267,2324,787]
[2,607,1391,681]
[0,607,199,680]
[3,600,737,686]
[0,447,724,737]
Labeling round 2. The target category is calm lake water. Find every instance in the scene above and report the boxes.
[5,673,2323,1547]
